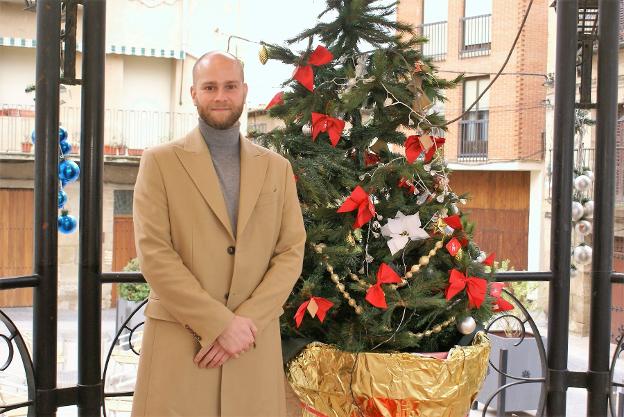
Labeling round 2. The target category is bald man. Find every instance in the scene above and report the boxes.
[131,51,306,416]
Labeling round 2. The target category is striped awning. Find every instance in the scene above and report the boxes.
[0,36,185,59]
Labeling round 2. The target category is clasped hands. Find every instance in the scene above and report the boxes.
[193,315,257,369]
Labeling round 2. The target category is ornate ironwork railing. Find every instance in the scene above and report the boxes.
[0,310,35,416]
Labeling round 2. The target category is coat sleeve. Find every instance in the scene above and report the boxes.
[234,160,306,334]
[133,149,234,348]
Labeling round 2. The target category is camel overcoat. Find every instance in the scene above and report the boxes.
[130,127,306,417]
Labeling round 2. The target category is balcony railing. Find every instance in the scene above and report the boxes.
[547,146,624,203]
[0,104,197,155]
[415,21,447,61]
[460,14,491,58]
[458,117,489,160]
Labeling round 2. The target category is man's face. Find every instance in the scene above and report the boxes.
[191,57,248,130]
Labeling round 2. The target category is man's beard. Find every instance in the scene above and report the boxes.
[197,103,244,130]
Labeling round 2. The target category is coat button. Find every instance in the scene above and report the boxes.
[227,246,235,255]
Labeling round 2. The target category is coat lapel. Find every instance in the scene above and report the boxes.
[174,128,235,241]
[237,137,269,238]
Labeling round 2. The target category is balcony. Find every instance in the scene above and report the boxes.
[460,14,491,58]
[0,104,197,156]
[546,146,624,203]
[415,21,447,61]
[458,117,489,161]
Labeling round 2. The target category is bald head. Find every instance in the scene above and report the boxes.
[190,50,248,130]
[192,51,245,85]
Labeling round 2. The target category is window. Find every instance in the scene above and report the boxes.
[463,77,490,115]
[420,0,448,60]
[465,0,492,17]
[423,0,447,24]
[461,0,492,57]
[459,78,489,159]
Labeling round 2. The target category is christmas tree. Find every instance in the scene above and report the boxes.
[255,0,509,353]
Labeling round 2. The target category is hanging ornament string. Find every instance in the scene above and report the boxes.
[34,126,80,234]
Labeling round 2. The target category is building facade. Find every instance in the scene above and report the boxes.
[0,0,248,309]
[397,0,549,275]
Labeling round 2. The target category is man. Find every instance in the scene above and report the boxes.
[131,51,306,417]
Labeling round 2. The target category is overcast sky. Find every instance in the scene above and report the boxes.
[186,0,395,108]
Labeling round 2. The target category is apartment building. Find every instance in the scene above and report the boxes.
[0,0,247,309]
[398,0,549,273]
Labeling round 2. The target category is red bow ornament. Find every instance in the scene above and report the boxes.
[337,185,376,229]
[293,45,334,91]
[404,135,446,163]
[311,112,345,147]
[443,215,463,231]
[445,269,488,308]
[295,296,334,328]
[365,263,402,309]
[483,252,495,266]
[265,91,284,110]
[490,282,514,312]
[398,177,416,194]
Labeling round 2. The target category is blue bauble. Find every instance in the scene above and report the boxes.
[58,212,77,234]
[58,190,68,209]
[60,140,72,155]
[32,127,69,143]
[58,160,80,184]
[59,127,68,142]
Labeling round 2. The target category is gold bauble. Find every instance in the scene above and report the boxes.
[258,45,269,65]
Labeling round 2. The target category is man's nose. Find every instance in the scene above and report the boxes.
[214,88,228,101]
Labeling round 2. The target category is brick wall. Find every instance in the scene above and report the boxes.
[398,0,548,162]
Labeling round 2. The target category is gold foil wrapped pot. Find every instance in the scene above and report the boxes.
[287,332,490,417]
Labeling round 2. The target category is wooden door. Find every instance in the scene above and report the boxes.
[111,215,137,306]
[449,171,530,269]
[0,188,34,306]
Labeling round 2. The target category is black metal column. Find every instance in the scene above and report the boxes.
[547,0,578,415]
[78,0,106,415]
[33,1,62,416]
[587,0,619,415]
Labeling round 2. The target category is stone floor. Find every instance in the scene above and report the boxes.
[0,307,620,417]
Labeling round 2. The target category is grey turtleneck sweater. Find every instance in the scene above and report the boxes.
[198,118,241,237]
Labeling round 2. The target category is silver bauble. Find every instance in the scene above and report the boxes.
[573,245,593,266]
[572,201,584,221]
[574,175,592,192]
[302,124,312,136]
[476,251,486,263]
[583,200,594,218]
[457,316,477,335]
[574,219,593,236]
[583,170,595,182]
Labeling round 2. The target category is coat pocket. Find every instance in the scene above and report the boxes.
[144,298,178,323]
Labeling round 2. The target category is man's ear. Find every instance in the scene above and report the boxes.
[190,85,197,106]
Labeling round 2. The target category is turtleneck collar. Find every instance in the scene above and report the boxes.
[198,117,241,152]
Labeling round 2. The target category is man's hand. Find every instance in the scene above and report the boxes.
[194,341,231,368]
[216,315,257,355]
